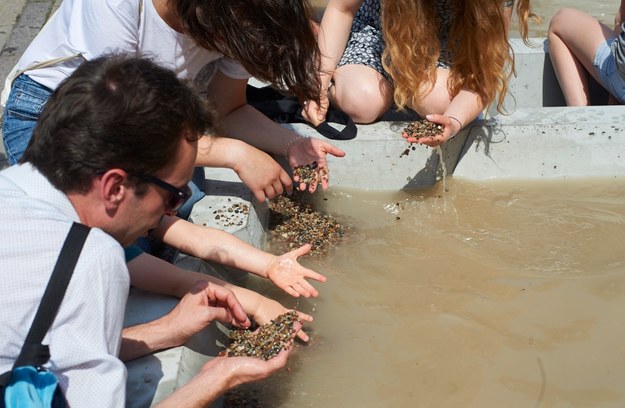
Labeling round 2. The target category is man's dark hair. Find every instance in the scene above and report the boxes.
[175,0,322,104]
[23,54,217,193]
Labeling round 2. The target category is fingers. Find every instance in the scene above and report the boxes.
[417,136,445,147]
[304,269,327,283]
[325,144,346,158]
[291,243,312,257]
[301,100,328,126]
[206,282,250,328]
[295,310,313,322]
[279,169,294,195]
[302,107,323,127]
[252,171,293,202]
[283,285,300,298]
[294,281,319,298]
[293,320,310,342]
[251,188,268,203]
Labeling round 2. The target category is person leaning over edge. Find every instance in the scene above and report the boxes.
[0,54,300,407]
[0,0,334,307]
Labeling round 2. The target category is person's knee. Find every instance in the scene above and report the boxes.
[548,8,573,36]
[335,83,391,124]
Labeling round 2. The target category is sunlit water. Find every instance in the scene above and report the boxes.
[242,178,625,407]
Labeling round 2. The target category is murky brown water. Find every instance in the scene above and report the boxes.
[244,177,625,407]
[310,0,621,37]
[226,2,625,406]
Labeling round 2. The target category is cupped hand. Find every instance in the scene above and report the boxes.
[208,321,302,387]
[251,300,313,343]
[401,114,457,148]
[301,93,329,126]
[286,137,345,193]
[266,244,327,297]
[233,143,293,202]
[165,280,251,346]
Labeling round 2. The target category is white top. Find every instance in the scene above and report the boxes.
[8,0,249,91]
[0,164,131,407]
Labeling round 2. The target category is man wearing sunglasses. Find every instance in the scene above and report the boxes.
[0,54,300,406]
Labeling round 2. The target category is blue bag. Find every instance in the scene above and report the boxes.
[0,223,90,408]
[3,366,65,408]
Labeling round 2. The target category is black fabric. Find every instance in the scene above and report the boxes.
[246,85,357,140]
[246,85,421,141]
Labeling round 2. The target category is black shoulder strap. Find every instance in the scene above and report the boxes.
[12,222,91,369]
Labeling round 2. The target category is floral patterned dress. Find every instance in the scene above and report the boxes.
[337,0,515,74]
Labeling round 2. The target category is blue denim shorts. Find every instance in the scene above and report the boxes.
[2,74,53,165]
[593,39,625,103]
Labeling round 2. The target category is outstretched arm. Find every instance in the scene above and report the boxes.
[152,215,327,298]
[207,71,345,193]
[127,252,314,342]
[195,135,293,202]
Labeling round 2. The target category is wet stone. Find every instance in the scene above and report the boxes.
[210,200,250,228]
[293,162,320,191]
[220,311,301,361]
[267,192,347,256]
[404,118,444,139]
[400,119,443,157]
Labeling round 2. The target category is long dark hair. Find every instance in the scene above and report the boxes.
[176,0,322,103]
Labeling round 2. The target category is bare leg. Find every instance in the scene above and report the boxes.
[331,64,393,124]
[548,8,616,106]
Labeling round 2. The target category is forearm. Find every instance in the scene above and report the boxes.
[220,104,302,156]
[127,253,266,318]
[196,134,265,168]
[202,70,302,155]
[155,358,232,408]
[318,2,360,88]
[443,89,485,134]
[155,216,274,278]
[120,318,185,362]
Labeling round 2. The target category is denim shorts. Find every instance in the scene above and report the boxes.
[593,39,625,103]
[2,74,53,165]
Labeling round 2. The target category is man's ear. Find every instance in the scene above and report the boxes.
[99,169,129,211]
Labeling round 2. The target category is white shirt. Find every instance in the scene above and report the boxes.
[0,164,131,407]
[11,0,249,91]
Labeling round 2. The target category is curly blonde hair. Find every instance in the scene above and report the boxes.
[381,0,535,113]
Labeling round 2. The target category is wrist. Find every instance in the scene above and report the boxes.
[230,285,264,318]
[283,135,308,157]
[447,115,464,137]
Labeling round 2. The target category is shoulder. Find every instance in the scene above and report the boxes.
[79,228,128,279]
[74,0,142,31]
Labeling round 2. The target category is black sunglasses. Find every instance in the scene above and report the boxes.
[141,175,191,213]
